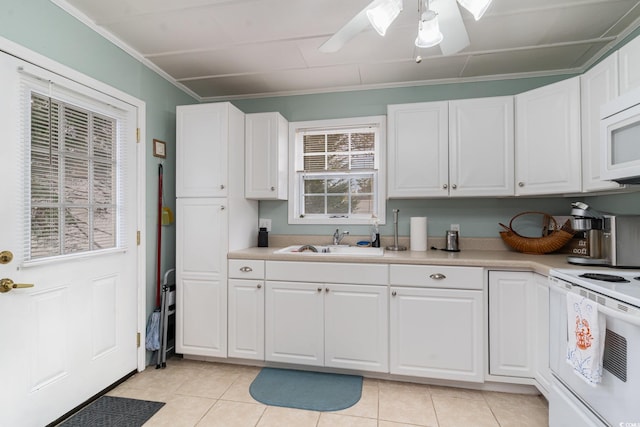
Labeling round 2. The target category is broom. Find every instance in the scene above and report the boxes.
[145,164,163,354]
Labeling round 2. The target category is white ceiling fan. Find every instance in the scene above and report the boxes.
[319,0,493,56]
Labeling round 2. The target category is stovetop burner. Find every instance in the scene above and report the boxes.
[579,273,630,283]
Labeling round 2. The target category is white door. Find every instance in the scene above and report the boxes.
[488,271,535,378]
[387,102,449,197]
[0,53,140,426]
[449,96,515,197]
[515,77,582,195]
[390,286,484,382]
[324,283,388,372]
[176,198,228,357]
[265,281,324,366]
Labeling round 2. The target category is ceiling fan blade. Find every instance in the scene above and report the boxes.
[319,1,377,53]
[431,0,470,55]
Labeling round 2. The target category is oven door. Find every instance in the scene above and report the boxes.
[549,277,640,425]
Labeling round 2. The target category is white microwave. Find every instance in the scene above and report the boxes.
[601,85,640,184]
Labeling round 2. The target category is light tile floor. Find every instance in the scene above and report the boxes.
[107,358,549,427]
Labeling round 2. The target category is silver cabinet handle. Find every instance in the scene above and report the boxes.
[317,287,322,292]
[442,184,448,189]
[221,205,226,210]
[451,184,457,189]
[239,266,253,273]
[270,186,275,191]
[220,184,225,190]
[392,290,397,297]
[325,287,330,293]
[518,182,524,187]
[257,283,262,289]
[429,273,446,280]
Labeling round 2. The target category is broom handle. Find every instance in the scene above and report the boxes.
[156,164,163,309]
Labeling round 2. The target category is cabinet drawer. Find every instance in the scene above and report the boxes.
[266,261,388,285]
[228,259,265,279]
[389,265,483,290]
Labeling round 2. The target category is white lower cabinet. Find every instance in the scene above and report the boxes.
[534,273,552,396]
[389,265,484,382]
[265,261,389,373]
[176,198,228,358]
[265,281,389,372]
[488,271,535,378]
[228,279,265,360]
[324,283,388,372]
[265,281,324,366]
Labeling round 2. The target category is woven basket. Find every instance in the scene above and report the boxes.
[499,211,575,255]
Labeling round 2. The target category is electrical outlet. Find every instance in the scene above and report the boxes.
[450,224,460,232]
[259,218,272,232]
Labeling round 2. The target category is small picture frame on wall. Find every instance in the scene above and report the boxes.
[153,139,166,158]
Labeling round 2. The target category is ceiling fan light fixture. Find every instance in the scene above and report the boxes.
[415,10,443,48]
[367,0,403,36]
[457,0,493,20]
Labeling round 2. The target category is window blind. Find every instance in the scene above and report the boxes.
[20,68,132,262]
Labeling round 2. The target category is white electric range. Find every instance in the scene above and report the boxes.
[548,268,640,426]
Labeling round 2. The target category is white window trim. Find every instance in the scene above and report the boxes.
[288,115,386,225]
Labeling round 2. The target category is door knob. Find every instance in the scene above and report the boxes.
[0,278,34,293]
[0,251,13,264]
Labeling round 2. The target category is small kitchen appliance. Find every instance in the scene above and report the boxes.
[566,202,640,268]
[444,230,459,251]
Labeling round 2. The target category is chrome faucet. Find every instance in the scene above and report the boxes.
[332,229,349,245]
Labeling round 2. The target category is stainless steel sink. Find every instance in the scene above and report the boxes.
[274,245,384,256]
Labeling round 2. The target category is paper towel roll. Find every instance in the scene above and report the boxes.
[410,217,428,251]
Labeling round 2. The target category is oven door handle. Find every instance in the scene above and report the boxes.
[598,303,640,327]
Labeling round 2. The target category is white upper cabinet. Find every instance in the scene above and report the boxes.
[388,98,514,198]
[449,96,514,197]
[387,101,449,198]
[245,112,288,200]
[177,102,243,198]
[619,35,640,95]
[515,77,582,195]
[580,53,622,192]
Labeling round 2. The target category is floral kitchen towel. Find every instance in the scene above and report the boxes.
[566,292,606,385]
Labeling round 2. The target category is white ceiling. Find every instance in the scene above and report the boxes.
[55,0,640,100]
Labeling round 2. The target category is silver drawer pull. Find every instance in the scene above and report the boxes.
[429,273,446,280]
[239,266,253,273]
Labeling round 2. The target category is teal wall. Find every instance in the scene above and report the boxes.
[0,0,197,362]
[231,76,640,239]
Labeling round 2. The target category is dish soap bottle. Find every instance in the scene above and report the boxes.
[371,219,380,248]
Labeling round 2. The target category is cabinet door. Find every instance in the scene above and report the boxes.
[488,271,535,378]
[265,281,324,366]
[449,97,514,197]
[176,103,229,198]
[324,284,388,373]
[228,279,264,360]
[619,34,640,95]
[387,102,449,197]
[580,53,622,192]
[176,198,228,357]
[515,77,581,195]
[245,112,288,200]
[390,287,484,382]
[534,273,552,396]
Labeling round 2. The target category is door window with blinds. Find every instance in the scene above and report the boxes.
[23,74,131,262]
[289,116,386,224]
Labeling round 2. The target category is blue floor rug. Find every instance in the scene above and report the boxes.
[249,367,363,412]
